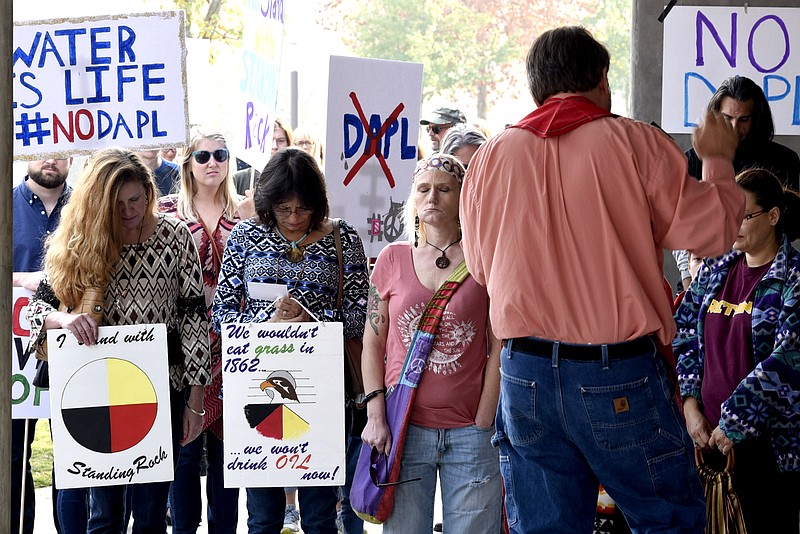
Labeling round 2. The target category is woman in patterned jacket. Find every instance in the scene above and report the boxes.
[27,147,210,534]
[674,168,800,533]
[213,147,369,534]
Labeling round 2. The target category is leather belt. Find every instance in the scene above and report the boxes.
[503,336,655,361]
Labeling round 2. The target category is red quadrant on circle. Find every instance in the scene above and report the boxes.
[109,402,158,452]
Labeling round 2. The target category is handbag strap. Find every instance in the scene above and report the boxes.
[332,218,345,311]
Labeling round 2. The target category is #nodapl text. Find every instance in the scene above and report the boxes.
[66,446,168,483]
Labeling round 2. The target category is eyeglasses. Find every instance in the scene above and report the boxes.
[296,140,313,147]
[273,206,314,217]
[427,124,452,135]
[743,209,766,221]
[192,149,229,164]
[369,448,421,488]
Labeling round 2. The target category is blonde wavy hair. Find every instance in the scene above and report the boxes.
[44,147,157,308]
[176,132,238,222]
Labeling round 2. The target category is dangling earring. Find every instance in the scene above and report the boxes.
[414,215,420,248]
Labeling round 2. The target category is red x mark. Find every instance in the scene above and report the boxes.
[344,91,405,188]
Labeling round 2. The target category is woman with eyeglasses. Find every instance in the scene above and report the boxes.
[158,133,253,533]
[26,147,210,533]
[358,154,502,532]
[674,168,800,533]
[213,147,369,533]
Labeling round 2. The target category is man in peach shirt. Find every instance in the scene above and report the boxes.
[460,27,744,533]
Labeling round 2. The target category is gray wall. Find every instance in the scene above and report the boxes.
[632,0,800,288]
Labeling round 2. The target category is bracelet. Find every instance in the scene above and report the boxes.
[186,403,205,417]
[363,388,385,405]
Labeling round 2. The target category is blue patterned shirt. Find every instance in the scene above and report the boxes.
[674,236,800,471]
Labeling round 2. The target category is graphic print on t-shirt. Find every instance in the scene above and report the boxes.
[397,301,477,375]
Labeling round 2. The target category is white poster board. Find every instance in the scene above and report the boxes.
[48,324,173,489]
[325,56,423,258]
[662,6,800,134]
[13,12,190,160]
[11,288,51,420]
[222,322,345,488]
[237,1,285,171]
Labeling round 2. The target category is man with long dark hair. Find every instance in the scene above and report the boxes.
[687,75,800,190]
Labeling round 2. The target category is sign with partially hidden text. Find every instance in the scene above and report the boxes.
[662,6,800,134]
[48,324,173,489]
[222,322,345,487]
[237,0,285,172]
[11,287,51,420]
[13,12,190,159]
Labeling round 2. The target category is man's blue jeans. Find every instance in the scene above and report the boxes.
[496,339,705,533]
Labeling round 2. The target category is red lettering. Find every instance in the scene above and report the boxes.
[53,111,74,143]
[75,109,94,140]
[12,296,29,337]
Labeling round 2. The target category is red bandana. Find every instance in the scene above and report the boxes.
[513,96,615,138]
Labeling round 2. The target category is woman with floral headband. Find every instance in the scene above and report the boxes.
[359,153,502,532]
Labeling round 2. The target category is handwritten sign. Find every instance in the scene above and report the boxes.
[48,324,173,489]
[662,6,800,134]
[222,322,345,487]
[11,288,51,420]
[325,55,423,258]
[13,12,190,160]
[237,0,285,172]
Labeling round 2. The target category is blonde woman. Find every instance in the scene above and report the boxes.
[27,147,210,533]
[159,132,251,533]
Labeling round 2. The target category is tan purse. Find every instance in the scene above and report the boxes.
[35,287,105,361]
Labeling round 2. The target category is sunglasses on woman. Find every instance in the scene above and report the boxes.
[369,447,421,488]
[192,148,229,164]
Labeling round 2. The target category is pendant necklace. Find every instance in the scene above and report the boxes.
[274,225,312,263]
[428,239,461,269]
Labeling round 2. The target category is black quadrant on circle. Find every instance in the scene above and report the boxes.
[244,404,281,429]
[63,406,113,453]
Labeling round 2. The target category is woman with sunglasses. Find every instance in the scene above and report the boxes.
[26,147,210,533]
[359,154,502,532]
[158,133,253,533]
[674,168,800,533]
[213,147,369,533]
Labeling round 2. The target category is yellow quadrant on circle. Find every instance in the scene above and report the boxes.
[282,405,310,440]
[107,358,157,406]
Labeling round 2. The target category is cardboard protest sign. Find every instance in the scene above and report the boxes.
[662,6,800,134]
[237,0,286,172]
[13,11,189,159]
[325,56,423,258]
[222,322,345,488]
[48,324,173,489]
[11,288,50,420]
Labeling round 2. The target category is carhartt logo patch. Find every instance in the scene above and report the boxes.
[613,396,630,414]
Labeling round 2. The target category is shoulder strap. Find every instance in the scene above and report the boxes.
[332,218,344,310]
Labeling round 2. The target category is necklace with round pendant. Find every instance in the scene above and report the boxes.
[429,239,461,270]
[274,225,312,264]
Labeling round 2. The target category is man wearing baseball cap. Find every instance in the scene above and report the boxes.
[420,107,466,151]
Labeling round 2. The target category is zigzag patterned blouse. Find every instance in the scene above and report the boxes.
[27,215,211,390]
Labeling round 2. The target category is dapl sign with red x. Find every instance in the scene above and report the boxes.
[325,56,423,258]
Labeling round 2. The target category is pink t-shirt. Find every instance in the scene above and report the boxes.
[372,243,489,428]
